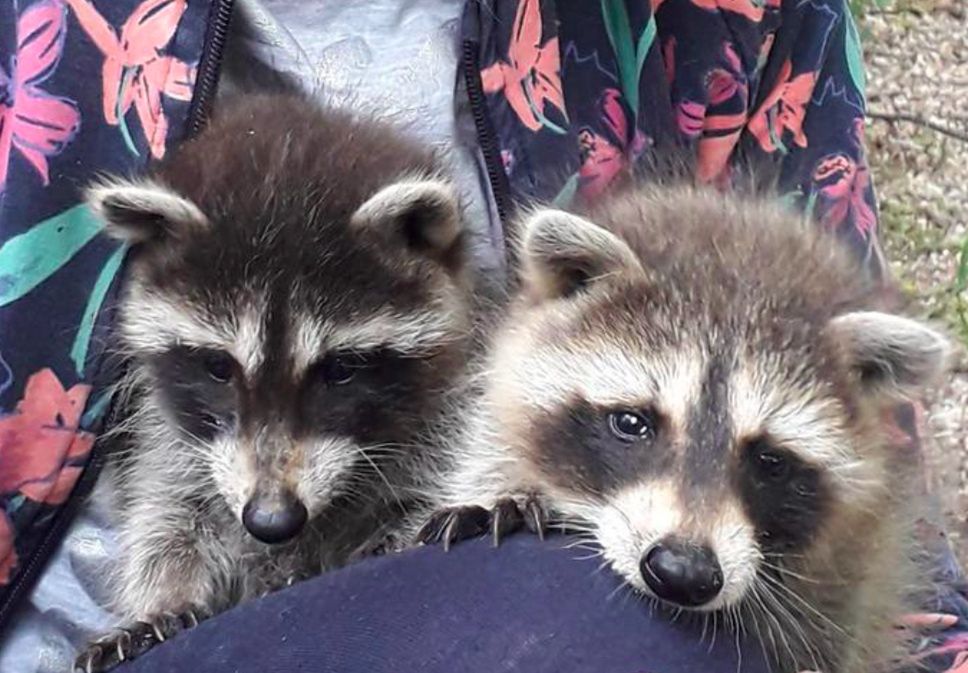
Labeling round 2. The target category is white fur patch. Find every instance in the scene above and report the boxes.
[208,432,359,520]
[352,177,460,251]
[122,286,267,376]
[593,481,759,612]
[494,338,702,429]
[706,501,761,609]
[292,307,463,373]
[87,178,207,242]
[594,480,683,592]
[122,286,231,354]
[730,364,855,477]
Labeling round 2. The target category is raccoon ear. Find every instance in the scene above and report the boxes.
[826,311,950,398]
[351,178,462,267]
[86,179,207,245]
[521,209,645,300]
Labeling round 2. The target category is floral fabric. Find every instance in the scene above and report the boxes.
[461,0,967,670]
[0,0,217,628]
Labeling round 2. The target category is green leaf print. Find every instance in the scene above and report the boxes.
[601,0,639,115]
[844,7,867,105]
[552,173,580,209]
[602,0,658,124]
[635,15,657,90]
[71,244,127,375]
[0,205,103,307]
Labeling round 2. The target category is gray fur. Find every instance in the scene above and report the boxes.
[89,94,477,626]
[418,183,950,673]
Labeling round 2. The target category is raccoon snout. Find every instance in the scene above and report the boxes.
[241,489,308,544]
[640,538,723,608]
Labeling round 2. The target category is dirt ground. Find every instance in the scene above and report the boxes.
[862,0,968,567]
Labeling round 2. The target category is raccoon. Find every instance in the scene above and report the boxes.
[417,184,950,673]
[75,93,474,672]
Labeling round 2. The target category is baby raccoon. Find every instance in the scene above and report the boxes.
[77,93,473,671]
[418,185,950,673]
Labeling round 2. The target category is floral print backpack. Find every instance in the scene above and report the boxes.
[0,1,965,671]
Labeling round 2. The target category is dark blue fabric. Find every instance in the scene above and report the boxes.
[117,535,770,673]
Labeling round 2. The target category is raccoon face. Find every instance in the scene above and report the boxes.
[91,176,469,545]
[490,208,949,611]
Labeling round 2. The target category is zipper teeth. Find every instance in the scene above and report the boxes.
[189,0,236,135]
[461,39,514,263]
[0,392,118,632]
[0,0,238,633]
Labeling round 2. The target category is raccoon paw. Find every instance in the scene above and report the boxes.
[74,609,210,672]
[416,496,550,550]
[416,505,491,550]
[493,495,549,544]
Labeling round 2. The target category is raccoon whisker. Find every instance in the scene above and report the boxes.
[758,570,848,638]
[750,579,801,670]
[758,559,821,584]
[732,614,743,673]
[756,576,826,671]
[605,580,635,603]
[743,599,774,673]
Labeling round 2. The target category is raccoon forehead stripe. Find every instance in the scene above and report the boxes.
[730,367,854,473]
[496,340,703,422]
[293,308,464,371]
[121,287,266,374]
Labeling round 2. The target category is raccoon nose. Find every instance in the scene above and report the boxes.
[640,539,724,608]
[242,490,308,544]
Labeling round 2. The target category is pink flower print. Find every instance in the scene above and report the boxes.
[812,152,877,235]
[677,100,705,138]
[480,0,567,133]
[690,0,781,23]
[947,650,968,673]
[578,89,647,200]
[0,0,80,190]
[66,0,196,159]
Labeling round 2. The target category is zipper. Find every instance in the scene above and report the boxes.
[188,0,236,135]
[0,0,237,634]
[0,360,123,634]
[461,39,515,263]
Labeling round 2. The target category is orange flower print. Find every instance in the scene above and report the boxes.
[480,0,567,134]
[65,0,196,159]
[811,152,876,235]
[748,60,817,154]
[695,43,748,185]
[0,368,94,506]
[0,512,16,585]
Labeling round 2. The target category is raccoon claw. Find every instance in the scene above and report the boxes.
[74,625,153,673]
[418,497,550,550]
[490,498,524,545]
[417,505,491,550]
[74,609,210,672]
[521,496,548,541]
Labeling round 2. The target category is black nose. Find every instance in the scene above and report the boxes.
[242,490,308,544]
[640,539,724,607]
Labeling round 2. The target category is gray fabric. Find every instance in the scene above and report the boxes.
[0,3,504,670]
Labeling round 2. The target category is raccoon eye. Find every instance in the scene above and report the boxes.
[202,352,236,383]
[608,410,656,442]
[321,354,356,385]
[754,449,790,481]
